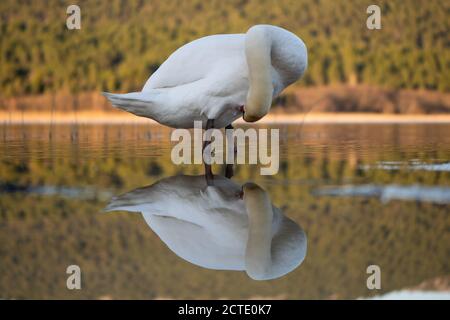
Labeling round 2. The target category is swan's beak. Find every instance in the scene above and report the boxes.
[236,186,244,199]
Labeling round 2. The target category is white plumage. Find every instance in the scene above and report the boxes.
[103,24,307,128]
[105,175,307,280]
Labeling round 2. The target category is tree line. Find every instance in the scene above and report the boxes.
[0,0,448,98]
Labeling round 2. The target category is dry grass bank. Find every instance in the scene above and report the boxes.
[0,85,449,124]
[275,85,450,114]
[2,110,450,124]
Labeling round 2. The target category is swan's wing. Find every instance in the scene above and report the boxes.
[144,214,245,270]
[143,34,246,91]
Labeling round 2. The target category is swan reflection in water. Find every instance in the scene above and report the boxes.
[105,175,307,280]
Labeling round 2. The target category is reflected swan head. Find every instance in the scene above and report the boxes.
[243,182,307,280]
[105,175,307,280]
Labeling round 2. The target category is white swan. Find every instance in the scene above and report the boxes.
[105,175,307,280]
[103,24,307,129]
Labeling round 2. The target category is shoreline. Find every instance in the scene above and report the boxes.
[1,111,450,124]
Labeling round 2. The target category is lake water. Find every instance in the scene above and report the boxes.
[0,123,449,299]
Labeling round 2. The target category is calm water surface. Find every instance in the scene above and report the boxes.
[0,123,449,299]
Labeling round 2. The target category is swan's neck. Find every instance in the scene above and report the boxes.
[244,27,273,122]
[243,183,274,280]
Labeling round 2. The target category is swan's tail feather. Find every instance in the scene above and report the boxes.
[102,91,154,117]
[103,199,136,213]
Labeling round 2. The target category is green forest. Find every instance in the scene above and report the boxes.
[0,0,449,99]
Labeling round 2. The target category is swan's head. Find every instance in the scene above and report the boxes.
[243,182,307,280]
[244,25,307,123]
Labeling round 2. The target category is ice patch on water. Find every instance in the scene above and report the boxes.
[315,184,450,204]
[0,184,112,201]
[360,160,450,172]
[361,290,450,300]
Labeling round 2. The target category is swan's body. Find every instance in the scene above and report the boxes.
[103,25,307,128]
[105,175,307,280]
